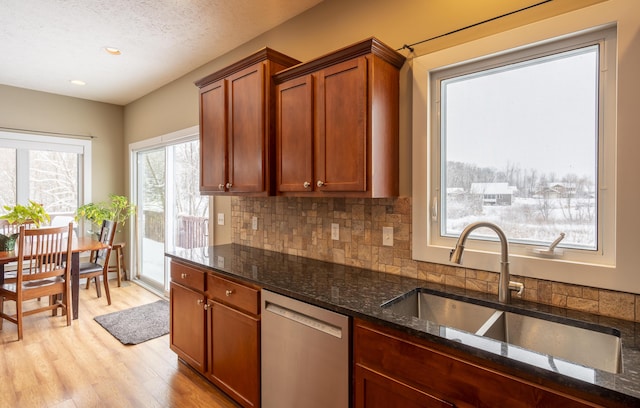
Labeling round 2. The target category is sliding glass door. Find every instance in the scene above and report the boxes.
[132,129,209,293]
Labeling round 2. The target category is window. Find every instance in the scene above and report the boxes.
[0,131,91,221]
[439,44,599,250]
[412,26,616,274]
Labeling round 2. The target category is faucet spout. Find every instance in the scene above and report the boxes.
[449,221,520,303]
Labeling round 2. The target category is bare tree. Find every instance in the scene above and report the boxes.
[174,141,208,218]
[30,151,78,213]
[537,174,552,222]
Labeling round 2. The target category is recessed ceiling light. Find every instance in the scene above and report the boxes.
[70,80,86,86]
[104,46,121,55]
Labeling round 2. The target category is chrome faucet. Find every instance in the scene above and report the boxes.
[449,221,524,303]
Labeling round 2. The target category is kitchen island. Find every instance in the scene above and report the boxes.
[166,244,640,407]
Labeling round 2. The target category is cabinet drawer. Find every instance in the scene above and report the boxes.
[208,274,260,315]
[171,261,206,292]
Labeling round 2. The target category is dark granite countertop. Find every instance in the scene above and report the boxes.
[166,244,640,406]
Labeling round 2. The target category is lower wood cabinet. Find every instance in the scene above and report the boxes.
[170,282,207,373]
[354,318,604,408]
[169,260,261,408]
[206,291,260,408]
[169,261,207,373]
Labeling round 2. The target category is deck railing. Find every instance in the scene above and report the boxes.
[176,214,209,249]
[143,210,209,249]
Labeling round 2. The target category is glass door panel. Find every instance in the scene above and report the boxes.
[136,148,166,290]
[168,141,209,252]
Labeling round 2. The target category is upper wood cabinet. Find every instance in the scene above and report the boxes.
[274,38,406,197]
[195,49,300,195]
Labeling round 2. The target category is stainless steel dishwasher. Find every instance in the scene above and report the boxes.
[261,289,349,408]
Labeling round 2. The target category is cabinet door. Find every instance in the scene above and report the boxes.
[199,79,228,193]
[170,282,206,373]
[208,300,260,408]
[355,319,599,408]
[277,75,314,193]
[227,63,267,193]
[354,365,455,408]
[315,57,367,192]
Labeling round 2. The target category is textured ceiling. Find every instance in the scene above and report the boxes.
[0,0,322,105]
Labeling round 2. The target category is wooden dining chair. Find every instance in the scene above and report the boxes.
[0,223,73,340]
[0,219,35,283]
[0,219,35,234]
[80,220,116,305]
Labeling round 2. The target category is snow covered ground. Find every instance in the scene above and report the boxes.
[445,196,596,249]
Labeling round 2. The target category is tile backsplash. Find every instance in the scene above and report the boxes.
[232,196,640,323]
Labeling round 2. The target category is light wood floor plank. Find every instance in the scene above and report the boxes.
[0,280,240,408]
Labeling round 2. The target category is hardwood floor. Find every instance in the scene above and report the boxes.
[0,280,240,408]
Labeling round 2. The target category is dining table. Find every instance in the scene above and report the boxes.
[0,235,109,320]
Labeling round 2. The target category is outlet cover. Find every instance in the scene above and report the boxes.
[217,213,225,225]
[331,223,339,240]
[383,226,394,246]
[251,216,258,230]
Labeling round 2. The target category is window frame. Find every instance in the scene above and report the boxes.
[0,130,92,216]
[412,25,617,277]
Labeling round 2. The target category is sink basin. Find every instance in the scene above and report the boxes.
[478,310,622,374]
[381,289,498,334]
[382,289,622,373]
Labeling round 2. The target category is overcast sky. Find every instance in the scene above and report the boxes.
[442,45,598,180]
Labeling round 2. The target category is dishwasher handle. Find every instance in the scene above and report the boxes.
[265,301,343,339]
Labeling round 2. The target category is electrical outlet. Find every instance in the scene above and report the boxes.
[251,216,258,230]
[383,226,394,246]
[217,213,225,225]
[331,223,339,240]
[216,256,225,268]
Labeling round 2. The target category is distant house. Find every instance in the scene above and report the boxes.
[534,182,578,199]
[470,182,517,205]
[446,187,465,197]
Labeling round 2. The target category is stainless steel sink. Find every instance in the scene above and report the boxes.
[382,289,622,373]
[478,310,622,374]
[381,289,498,334]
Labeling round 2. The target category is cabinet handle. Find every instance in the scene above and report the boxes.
[226,182,233,189]
[218,184,225,191]
[181,273,187,279]
[303,181,311,188]
[317,180,325,187]
[225,289,234,297]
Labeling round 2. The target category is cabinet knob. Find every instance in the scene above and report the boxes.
[203,303,210,311]
[317,180,325,187]
[303,181,311,188]
[181,273,187,279]
[196,299,204,305]
[225,289,234,297]
[218,184,225,191]
[226,182,233,189]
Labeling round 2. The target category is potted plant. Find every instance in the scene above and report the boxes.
[0,200,51,251]
[75,194,135,233]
